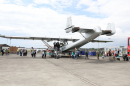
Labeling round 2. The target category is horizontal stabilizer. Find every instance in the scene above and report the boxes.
[101,23,115,36]
[72,27,94,33]
[91,40,113,43]
[101,30,111,35]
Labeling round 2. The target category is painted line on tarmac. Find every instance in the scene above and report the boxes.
[46,59,100,86]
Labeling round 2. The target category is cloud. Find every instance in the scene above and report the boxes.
[33,0,73,10]
[14,0,23,5]
[0,0,5,4]
[33,0,50,4]
[0,0,9,4]
[0,0,130,48]
[77,0,130,15]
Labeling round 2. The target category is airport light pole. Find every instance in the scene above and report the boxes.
[10,39,11,46]
[7,39,8,44]
[98,36,99,50]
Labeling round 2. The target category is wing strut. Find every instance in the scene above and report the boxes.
[80,32,87,39]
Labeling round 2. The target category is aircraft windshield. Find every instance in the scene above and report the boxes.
[129,38,130,46]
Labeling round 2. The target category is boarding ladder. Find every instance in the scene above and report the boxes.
[42,40,54,50]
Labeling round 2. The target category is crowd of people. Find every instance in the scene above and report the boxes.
[70,48,89,59]
[53,42,61,51]
[100,49,129,61]
[1,48,10,56]
[31,50,36,57]
[1,48,129,61]
[41,50,47,58]
[19,49,28,56]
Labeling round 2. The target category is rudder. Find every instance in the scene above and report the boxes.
[66,17,72,28]
[106,23,116,34]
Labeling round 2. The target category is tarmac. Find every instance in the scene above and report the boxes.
[0,53,130,86]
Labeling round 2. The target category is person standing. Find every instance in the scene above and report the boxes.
[49,51,51,58]
[96,50,99,60]
[5,49,8,55]
[17,49,19,55]
[74,48,77,59]
[56,42,58,50]
[20,49,23,56]
[109,49,112,56]
[31,50,34,57]
[102,52,105,59]
[1,49,4,56]
[53,42,56,50]
[42,50,44,58]
[54,50,57,59]
[33,50,36,57]
[105,51,106,57]
[80,51,82,56]
[69,52,71,58]
[7,48,10,55]
[44,51,46,58]
[118,50,119,56]
[85,51,89,59]
[75,49,79,59]
[57,42,60,51]
[115,50,118,57]
[25,50,27,56]
[71,51,74,59]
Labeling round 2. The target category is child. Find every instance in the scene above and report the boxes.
[42,50,44,58]
[102,52,105,59]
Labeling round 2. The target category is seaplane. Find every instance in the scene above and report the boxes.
[0,17,116,57]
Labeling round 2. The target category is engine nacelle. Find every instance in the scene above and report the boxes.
[65,27,72,33]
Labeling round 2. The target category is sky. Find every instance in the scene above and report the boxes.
[0,0,130,48]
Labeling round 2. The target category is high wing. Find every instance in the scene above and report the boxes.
[91,40,113,43]
[0,34,79,42]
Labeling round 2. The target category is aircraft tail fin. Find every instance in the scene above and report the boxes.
[66,17,72,28]
[101,23,116,36]
[106,23,116,35]
[65,17,74,33]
